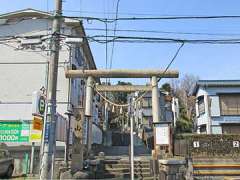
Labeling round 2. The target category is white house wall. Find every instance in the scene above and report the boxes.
[210,96,220,117]
[0,17,78,146]
[0,104,32,120]
[0,19,52,37]
[0,13,101,146]
[195,85,240,134]
[196,87,209,126]
[0,46,70,118]
[205,86,240,130]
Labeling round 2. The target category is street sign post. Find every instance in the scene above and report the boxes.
[32,116,43,131]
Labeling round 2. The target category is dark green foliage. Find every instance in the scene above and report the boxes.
[175,117,192,133]
[160,83,171,93]
[112,81,132,103]
[176,103,193,133]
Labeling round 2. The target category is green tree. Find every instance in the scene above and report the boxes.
[112,81,132,103]
[161,83,171,93]
[168,74,198,133]
[175,107,193,133]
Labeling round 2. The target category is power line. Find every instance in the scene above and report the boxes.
[110,0,121,70]
[112,15,240,21]
[63,9,240,19]
[157,43,184,82]
[61,9,202,17]
[0,61,67,65]
[86,35,240,44]
[85,27,240,37]
[64,15,240,23]
[0,62,48,64]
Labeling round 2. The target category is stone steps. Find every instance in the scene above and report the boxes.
[105,167,150,173]
[192,158,240,177]
[103,172,152,179]
[105,163,150,169]
[103,159,153,179]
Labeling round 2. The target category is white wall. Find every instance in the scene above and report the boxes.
[196,87,209,126]
[0,18,77,145]
[0,18,73,120]
[195,85,240,134]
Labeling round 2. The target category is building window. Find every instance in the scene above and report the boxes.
[75,46,83,66]
[197,95,205,115]
[200,124,206,133]
[222,123,240,134]
[220,94,240,116]
[142,98,152,108]
[72,64,77,70]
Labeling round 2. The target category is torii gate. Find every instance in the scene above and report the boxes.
[65,69,179,180]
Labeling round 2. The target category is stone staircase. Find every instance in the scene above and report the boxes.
[103,159,154,179]
[192,158,240,179]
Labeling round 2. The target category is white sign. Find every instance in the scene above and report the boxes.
[233,141,239,148]
[155,124,169,145]
[193,141,200,148]
[32,91,45,115]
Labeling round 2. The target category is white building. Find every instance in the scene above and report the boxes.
[128,90,179,129]
[193,80,240,134]
[0,9,98,145]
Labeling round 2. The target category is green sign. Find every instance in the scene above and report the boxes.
[0,122,30,142]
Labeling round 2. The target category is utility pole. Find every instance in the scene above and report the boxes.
[130,114,134,180]
[130,97,135,180]
[40,0,62,179]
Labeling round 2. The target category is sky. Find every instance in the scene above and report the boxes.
[1,0,240,85]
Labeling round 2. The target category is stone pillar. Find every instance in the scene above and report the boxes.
[85,76,94,154]
[71,108,84,173]
[158,159,187,180]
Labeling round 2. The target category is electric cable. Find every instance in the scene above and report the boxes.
[63,15,240,23]
[109,0,121,69]
[84,35,240,44]
[94,43,185,106]
[85,27,240,37]
[157,43,184,82]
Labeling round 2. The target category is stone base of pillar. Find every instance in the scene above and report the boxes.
[158,159,187,180]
